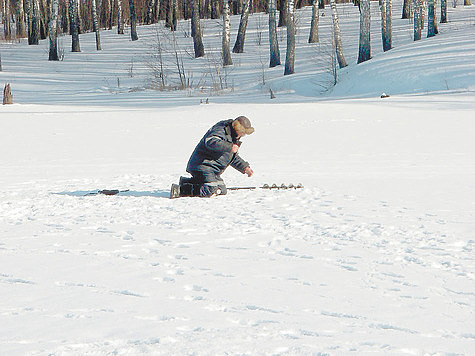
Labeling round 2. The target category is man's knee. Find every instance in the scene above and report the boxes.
[199,183,227,197]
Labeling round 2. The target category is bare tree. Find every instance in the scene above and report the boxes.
[147,28,166,89]
[233,0,250,53]
[268,0,281,67]
[166,0,177,31]
[402,0,411,18]
[91,0,101,49]
[427,0,436,37]
[49,0,59,60]
[381,0,392,51]
[68,0,80,51]
[357,0,371,63]
[3,0,12,39]
[15,0,27,38]
[441,0,447,22]
[308,0,319,43]
[278,0,287,27]
[129,0,138,40]
[108,0,113,29]
[75,0,82,34]
[28,0,40,45]
[414,0,422,41]
[222,0,233,66]
[464,0,471,5]
[146,0,155,24]
[117,0,124,34]
[191,0,204,57]
[330,0,347,68]
[284,0,295,75]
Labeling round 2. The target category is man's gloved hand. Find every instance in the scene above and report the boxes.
[244,166,254,177]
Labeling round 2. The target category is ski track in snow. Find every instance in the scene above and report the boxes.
[1,172,474,354]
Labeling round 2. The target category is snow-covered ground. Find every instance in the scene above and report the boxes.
[1,1,474,355]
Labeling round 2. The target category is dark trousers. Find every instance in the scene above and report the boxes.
[180,172,227,197]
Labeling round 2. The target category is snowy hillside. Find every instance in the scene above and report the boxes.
[1,0,475,355]
[1,1,474,104]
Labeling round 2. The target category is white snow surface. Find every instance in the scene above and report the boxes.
[1,1,475,355]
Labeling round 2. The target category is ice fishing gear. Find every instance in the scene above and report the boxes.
[84,189,130,196]
[227,183,304,191]
[170,183,303,199]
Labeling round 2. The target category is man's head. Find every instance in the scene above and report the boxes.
[232,116,255,138]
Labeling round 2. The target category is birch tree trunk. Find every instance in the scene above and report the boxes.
[421,0,424,29]
[284,0,295,75]
[4,0,12,39]
[15,0,27,38]
[308,0,319,43]
[357,0,371,64]
[28,0,40,44]
[268,0,280,67]
[278,0,287,26]
[440,0,447,22]
[233,0,250,53]
[167,0,177,31]
[427,0,435,37]
[330,0,347,68]
[69,0,80,51]
[76,0,82,34]
[91,0,101,49]
[153,0,159,23]
[211,0,220,18]
[129,0,138,40]
[414,0,421,40]
[222,0,232,66]
[385,0,392,50]
[191,0,204,57]
[381,0,388,51]
[117,0,124,33]
[402,0,411,18]
[146,0,155,24]
[39,0,48,39]
[48,0,59,60]
[464,0,471,5]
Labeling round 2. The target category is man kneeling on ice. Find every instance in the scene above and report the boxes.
[171,116,254,198]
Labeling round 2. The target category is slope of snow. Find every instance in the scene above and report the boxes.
[1,2,474,105]
[1,1,475,355]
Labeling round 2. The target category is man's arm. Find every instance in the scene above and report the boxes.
[230,154,252,175]
[204,135,233,155]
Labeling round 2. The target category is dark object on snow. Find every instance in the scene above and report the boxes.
[381,92,390,98]
[85,189,130,196]
[3,83,12,105]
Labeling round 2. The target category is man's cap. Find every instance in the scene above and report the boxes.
[232,116,255,136]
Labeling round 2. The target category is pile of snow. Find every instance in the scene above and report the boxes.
[1,1,474,354]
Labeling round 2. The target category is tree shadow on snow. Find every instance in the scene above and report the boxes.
[55,190,170,198]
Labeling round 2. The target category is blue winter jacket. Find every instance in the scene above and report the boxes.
[186,119,250,182]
